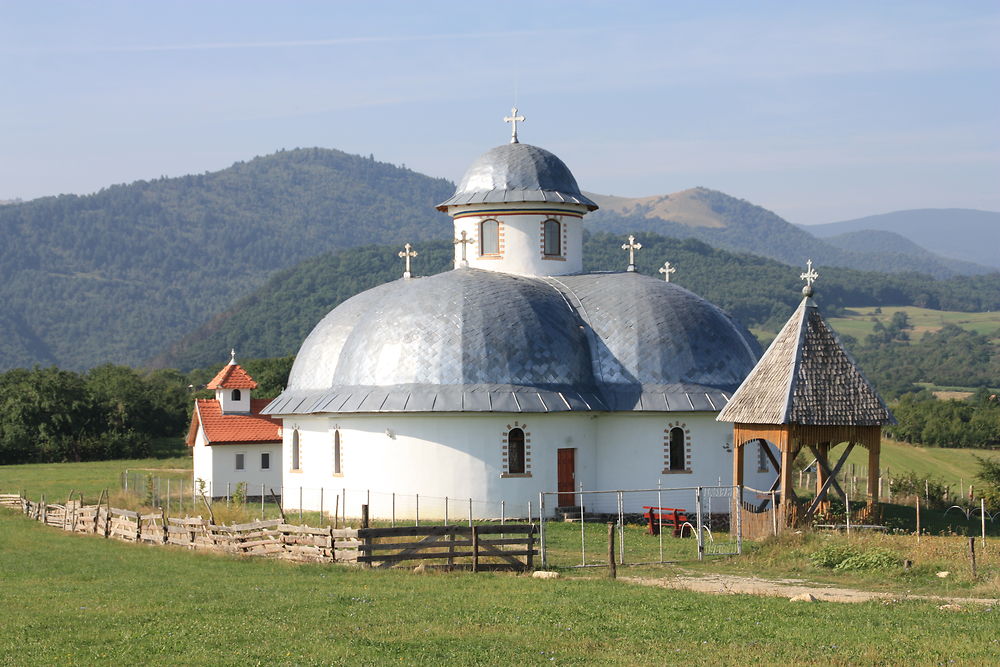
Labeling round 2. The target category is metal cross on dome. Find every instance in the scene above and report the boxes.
[398,243,418,279]
[229,348,237,365]
[800,259,819,288]
[504,106,525,144]
[621,235,642,272]
[658,261,676,282]
[453,230,473,266]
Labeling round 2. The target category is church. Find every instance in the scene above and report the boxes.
[262,111,777,518]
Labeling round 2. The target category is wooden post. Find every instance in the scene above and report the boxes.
[607,522,617,579]
[94,489,106,534]
[360,504,371,569]
[104,490,111,538]
[320,488,324,527]
[915,496,921,544]
[472,525,480,573]
[968,537,978,579]
[780,446,795,526]
[268,488,286,523]
[815,443,828,513]
[732,441,744,489]
[361,504,369,529]
[867,443,879,504]
[982,498,987,549]
[200,491,215,526]
[161,507,168,544]
[334,496,340,529]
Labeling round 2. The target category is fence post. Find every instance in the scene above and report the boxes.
[261,484,265,520]
[167,479,171,517]
[916,496,921,544]
[538,492,546,568]
[320,488,324,527]
[392,493,396,528]
[969,537,978,579]
[415,493,420,527]
[472,525,480,573]
[161,507,168,544]
[607,522,616,579]
[982,498,987,549]
[444,496,449,526]
[501,500,505,526]
[526,524,535,571]
[735,485,743,555]
[695,487,704,561]
[468,497,473,527]
[771,490,778,536]
[298,487,303,524]
[361,504,369,529]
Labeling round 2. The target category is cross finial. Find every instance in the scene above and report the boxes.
[504,106,525,144]
[658,261,676,282]
[398,242,418,279]
[621,235,642,272]
[453,230,473,267]
[229,348,237,365]
[800,258,819,296]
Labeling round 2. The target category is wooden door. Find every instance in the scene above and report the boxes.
[557,448,576,507]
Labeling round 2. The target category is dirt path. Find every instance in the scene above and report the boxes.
[621,572,999,606]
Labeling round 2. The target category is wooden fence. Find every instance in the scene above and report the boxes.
[0,493,535,570]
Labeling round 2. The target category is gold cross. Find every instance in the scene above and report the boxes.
[621,235,642,272]
[504,106,525,144]
[453,230,474,265]
[658,261,676,282]
[398,243,418,279]
[800,259,819,287]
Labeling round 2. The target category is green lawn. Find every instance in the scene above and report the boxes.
[827,305,1000,342]
[0,454,191,502]
[834,439,1000,490]
[2,511,999,666]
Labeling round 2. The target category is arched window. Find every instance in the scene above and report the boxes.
[507,427,525,474]
[333,429,342,475]
[231,389,241,401]
[480,219,499,255]
[291,429,300,471]
[669,427,686,471]
[543,219,561,256]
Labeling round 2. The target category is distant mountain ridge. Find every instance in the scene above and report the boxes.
[1,147,996,372]
[585,188,994,278]
[805,209,1000,270]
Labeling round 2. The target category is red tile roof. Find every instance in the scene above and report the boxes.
[187,398,281,446]
[206,363,258,390]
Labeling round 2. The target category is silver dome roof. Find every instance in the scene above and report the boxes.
[264,269,761,415]
[436,143,599,211]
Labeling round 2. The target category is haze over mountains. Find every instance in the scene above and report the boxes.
[1,147,996,372]
[806,209,1000,270]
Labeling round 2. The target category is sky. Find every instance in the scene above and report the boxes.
[2,1,998,224]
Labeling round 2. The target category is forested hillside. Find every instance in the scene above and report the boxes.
[586,188,992,278]
[0,148,454,371]
[156,232,1000,371]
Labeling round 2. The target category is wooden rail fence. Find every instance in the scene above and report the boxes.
[0,493,535,570]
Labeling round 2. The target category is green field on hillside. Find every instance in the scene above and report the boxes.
[827,305,1000,342]
[2,511,998,665]
[834,439,1000,489]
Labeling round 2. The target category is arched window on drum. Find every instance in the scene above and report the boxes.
[480,219,499,255]
[543,219,561,256]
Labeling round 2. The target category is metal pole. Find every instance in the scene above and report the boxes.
[618,491,625,565]
[468,497,473,527]
[166,479,170,516]
[735,485,743,555]
[501,500,505,525]
[415,493,419,526]
[579,483,585,567]
[527,500,531,523]
[320,488,324,526]
[982,498,987,549]
[391,493,396,527]
[444,496,449,526]
[226,482,230,507]
[846,492,851,537]
[539,492,546,568]
[298,486,302,524]
[341,487,346,526]
[696,487,704,561]
[657,480,663,562]
[771,490,778,536]
[261,484,265,519]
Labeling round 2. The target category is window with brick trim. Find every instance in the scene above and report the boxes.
[501,422,532,477]
[543,219,561,256]
[480,219,499,255]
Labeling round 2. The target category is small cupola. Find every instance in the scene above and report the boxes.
[207,350,257,414]
[436,109,598,277]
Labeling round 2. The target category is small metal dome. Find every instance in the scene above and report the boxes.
[264,270,761,415]
[436,143,598,211]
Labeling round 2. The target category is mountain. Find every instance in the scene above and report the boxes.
[156,233,1000,372]
[822,230,990,276]
[585,188,993,278]
[805,209,1000,270]
[0,148,454,371]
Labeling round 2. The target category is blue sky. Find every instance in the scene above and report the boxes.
[2,1,997,223]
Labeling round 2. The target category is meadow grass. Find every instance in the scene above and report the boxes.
[837,439,1000,489]
[827,305,1000,342]
[2,510,999,666]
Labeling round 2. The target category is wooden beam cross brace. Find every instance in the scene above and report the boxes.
[803,442,855,522]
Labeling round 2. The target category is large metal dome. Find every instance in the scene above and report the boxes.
[436,143,598,211]
[264,269,761,415]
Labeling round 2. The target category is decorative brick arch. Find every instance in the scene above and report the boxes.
[662,421,692,474]
[501,421,532,477]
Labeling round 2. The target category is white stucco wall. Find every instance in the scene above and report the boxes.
[192,427,282,499]
[450,207,585,276]
[277,411,777,519]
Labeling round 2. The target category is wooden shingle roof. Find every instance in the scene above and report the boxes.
[717,296,894,426]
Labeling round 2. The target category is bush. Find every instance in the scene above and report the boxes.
[834,547,899,571]
[808,543,860,568]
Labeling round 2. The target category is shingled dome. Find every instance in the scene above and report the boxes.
[263,269,761,415]
[436,143,599,211]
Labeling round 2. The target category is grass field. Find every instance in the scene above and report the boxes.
[827,305,1000,342]
[835,438,1000,489]
[2,510,999,666]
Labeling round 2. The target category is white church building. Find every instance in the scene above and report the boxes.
[263,113,773,518]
